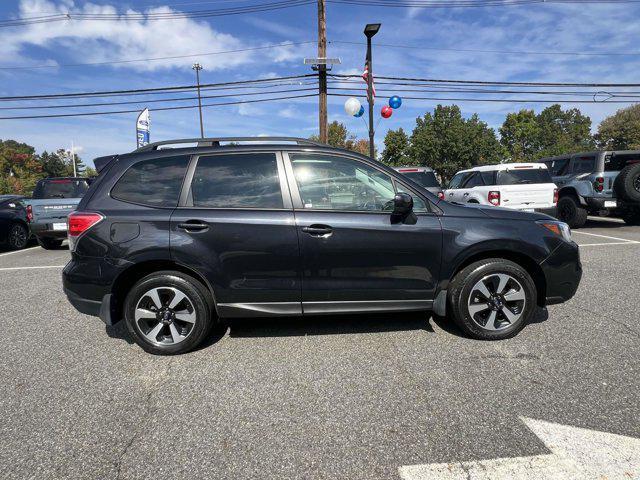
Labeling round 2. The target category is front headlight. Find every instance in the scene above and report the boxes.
[538,220,572,243]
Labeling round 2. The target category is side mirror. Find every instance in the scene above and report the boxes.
[392,192,413,216]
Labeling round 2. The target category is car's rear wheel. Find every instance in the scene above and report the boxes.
[37,237,63,250]
[7,223,29,250]
[124,271,214,355]
[557,195,588,228]
[614,163,640,202]
[448,259,537,340]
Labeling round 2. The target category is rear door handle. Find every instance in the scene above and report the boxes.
[463,192,469,197]
[302,224,333,237]
[177,221,209,232]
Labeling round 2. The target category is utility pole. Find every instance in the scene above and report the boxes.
[364,24,381,160]
[71,141,76,177]
[317,0,328,144]
[192,63,204,138]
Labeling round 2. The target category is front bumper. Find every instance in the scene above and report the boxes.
[540,240,582,305]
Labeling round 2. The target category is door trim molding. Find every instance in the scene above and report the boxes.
[302,299,432,315]
[217,302,302,318]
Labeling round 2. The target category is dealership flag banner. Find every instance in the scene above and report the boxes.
[136,108,150,148]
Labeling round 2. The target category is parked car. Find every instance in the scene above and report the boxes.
[393,166,444,199]
[63,137,581,355]
[0,195,30,250]
[538,150,640,227]
[445,163,557,216]
[27,177,91,249]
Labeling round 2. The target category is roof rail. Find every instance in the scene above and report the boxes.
[133,137,324,152]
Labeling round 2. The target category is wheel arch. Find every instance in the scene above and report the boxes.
[111,260,218,319]
[447,249,547,307]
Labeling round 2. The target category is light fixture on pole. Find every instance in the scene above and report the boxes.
[364,23,381,159]
[192,63,204,138]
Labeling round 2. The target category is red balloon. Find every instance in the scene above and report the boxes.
[381,106,393,118]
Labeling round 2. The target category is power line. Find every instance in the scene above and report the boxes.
[328,0,640,6]
[0,41,316,70]
[0,74,316,101]
[0,93,318,120]
[329,92,640,103]
[330,40,640,58]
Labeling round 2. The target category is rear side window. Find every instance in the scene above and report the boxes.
[112,156,189,207]
[496,168,553,185]
[463,172,484,188]
[571,156,596,174]
[480,171,495,185]
[190,153,283,209]
[400,171,440,188]
[33,179,89,199]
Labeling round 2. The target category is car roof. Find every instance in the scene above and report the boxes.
[457,163,548,174]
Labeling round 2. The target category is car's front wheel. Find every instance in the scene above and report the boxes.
[448,259,537,340]
[124,271,214,355]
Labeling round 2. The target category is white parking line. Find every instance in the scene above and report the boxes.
[579,242,640,247]
[0,265,65,272]
[0,246,39,258]
[572,231,640,243]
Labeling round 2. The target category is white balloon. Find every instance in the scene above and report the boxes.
[344,97,362,116]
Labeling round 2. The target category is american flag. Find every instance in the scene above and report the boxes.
[362,60,375,103]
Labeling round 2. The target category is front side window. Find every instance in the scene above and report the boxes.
[112,156,189,207]
[291,154,396,211]
[190,153,283,209]
[448,172,468,189]
[480,171,495,186]
[463,172,484,188]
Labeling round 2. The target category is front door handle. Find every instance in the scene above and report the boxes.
[302,224,333,237]
[177,221,209,232]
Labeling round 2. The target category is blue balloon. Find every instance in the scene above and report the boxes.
[389,95,402,109]
[354,105,365,117]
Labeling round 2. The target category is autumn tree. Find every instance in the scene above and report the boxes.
[596,104,640,150]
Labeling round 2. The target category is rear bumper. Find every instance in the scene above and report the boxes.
[30,222,68,239]
[540,240,582,305]
[534,206,557,218]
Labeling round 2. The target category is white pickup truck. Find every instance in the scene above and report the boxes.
[444,163,558,216]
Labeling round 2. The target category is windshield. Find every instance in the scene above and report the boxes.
[400,171,440,188]
[33,179,89,199]
[496,169,552,185]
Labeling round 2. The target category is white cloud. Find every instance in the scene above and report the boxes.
[2,0,251,71]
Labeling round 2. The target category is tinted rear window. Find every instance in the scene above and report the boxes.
[33,179,89,199]
[399,171,440,188]
[496,168,553,185]
[190,153,283,209]
[111,156,189,207]
[605,153,640,171]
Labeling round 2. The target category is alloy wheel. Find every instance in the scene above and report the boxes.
[467,273,526,331]
[134,287,197,346]
[9,225,28,249]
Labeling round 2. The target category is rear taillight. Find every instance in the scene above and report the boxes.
[594,177,604,192]
[67,212,103,252]
[26,204,33,223]
[437,191,445,200]
[553,188,559,205]
[488,191,501,206]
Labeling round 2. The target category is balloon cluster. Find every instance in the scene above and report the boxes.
[343,95,403,119]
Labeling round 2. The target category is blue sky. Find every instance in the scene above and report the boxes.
[1,0,640,167]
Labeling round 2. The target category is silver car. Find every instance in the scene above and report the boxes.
[393,166,444,199]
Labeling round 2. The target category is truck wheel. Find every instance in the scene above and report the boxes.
[557,196,588,228]
[8,223,29,250]
[123,271,214,355]
[448,259,537,341]
[37,237,63,250]
[613,163,640,202]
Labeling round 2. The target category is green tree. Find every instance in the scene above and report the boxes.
[381,128,411,166]
[500,105,594,162]
[39,150,68,177]
[0,139,42,195]
[409,105,503,181]
[596,104,640,150]
[310,121,376,156]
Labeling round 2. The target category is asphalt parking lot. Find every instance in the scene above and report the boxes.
[0,217,638,480]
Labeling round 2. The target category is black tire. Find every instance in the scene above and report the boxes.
[557,195,588,228]
[448,259,537,340]
[7,223,29,250]
[123,271,215,355]
[37,237,63,250]
[622,208,640,226]
[613,163,640,202]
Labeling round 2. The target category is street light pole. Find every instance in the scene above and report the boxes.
[364,23,380,160]
[192,63,204,138]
